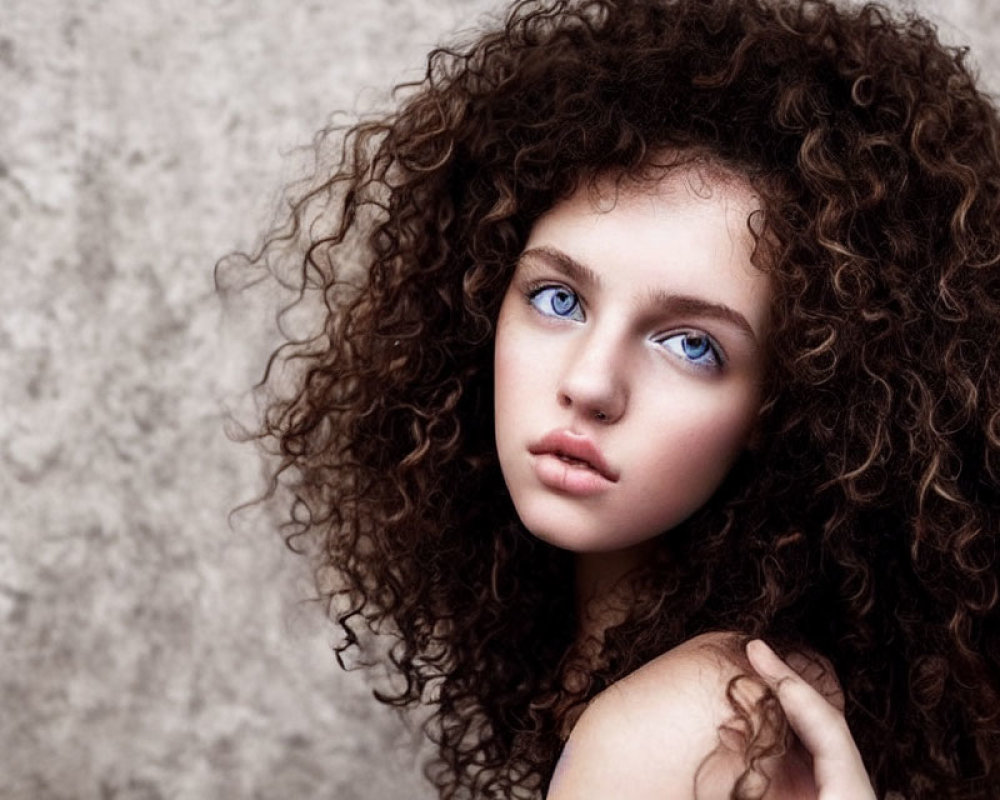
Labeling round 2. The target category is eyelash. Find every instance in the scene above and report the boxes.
[525,282,727,372]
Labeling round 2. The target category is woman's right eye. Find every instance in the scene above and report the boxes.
[528,286,584,321]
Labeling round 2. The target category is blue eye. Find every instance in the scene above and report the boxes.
[529,286,584,321]
[659,332,724,370]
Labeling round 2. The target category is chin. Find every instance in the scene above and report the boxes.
[514,506,654,555]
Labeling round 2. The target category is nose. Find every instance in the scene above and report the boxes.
[557,328,628,425]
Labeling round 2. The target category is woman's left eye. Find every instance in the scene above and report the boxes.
[658,331,724,370]
[528,286,584,321]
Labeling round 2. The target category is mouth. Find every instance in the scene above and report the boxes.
[554,452,594,469]
[528,430,619,483]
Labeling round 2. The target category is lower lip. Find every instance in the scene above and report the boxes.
[531,453,615,496]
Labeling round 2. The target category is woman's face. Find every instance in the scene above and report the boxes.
[493,166,771,554]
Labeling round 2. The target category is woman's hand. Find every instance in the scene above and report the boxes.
[746,639,877,800]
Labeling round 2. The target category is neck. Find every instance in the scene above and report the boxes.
[573,540,657,644]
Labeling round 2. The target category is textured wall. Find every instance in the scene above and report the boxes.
[2,2,998,799]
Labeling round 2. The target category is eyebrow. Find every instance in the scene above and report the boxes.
[520,246,603,291]
[518,245,759,343]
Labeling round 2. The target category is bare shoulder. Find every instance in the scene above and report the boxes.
[546,632,823,800]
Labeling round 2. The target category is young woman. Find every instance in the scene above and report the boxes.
[233,0,1000,796]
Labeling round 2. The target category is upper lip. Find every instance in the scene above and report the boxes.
[528,430,619,482]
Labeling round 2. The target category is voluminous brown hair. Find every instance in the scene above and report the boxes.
[225,0,1000,796]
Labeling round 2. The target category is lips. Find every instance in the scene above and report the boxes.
[528,430,619,482]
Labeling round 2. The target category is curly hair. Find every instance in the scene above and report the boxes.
[227,0,1000,796]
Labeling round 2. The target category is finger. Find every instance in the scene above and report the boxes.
[745,639,846,752]
[746,639,875,798]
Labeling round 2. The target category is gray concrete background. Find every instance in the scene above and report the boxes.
[2,2,998,799]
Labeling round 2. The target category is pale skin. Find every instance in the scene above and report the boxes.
[493,163,877,798]
[545,633,875,799]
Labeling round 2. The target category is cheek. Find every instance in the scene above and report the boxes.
[637,388,759,505]
[494,311,556,414]
[675,401,755,460]
[493,305,542,442]
[493,327,524,421]
[493,305,517,397]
